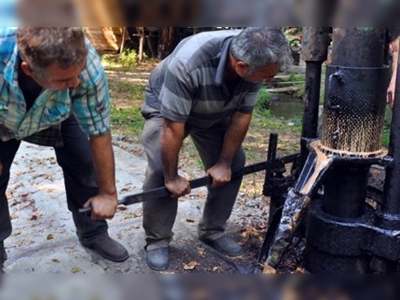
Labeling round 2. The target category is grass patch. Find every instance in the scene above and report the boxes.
[112,82,146,100]
[383,106,392,147]
[110,104,144,136]
[107,74,147,135]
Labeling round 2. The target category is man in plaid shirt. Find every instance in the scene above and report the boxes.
[0,27,129,272]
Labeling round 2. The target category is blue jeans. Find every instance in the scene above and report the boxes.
[0,115,107,242]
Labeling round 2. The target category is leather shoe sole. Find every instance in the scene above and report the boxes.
[146,248,169,271]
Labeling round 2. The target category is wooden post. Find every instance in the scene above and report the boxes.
[138,27,145,62]
[119,27,127,54]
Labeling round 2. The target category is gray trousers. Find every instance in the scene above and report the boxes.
[141,105,245,251]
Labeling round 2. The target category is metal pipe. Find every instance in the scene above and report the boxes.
[299,62,323,170]
[322,27,387,220]
[299,27,330,172]
[331,28,386,67]
[323,165,369,218]
[305,28,388,273]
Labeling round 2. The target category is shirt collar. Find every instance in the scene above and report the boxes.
[214,37,234,86]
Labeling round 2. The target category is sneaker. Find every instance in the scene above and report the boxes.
[201,235,243,257]
[80,232,129,262]
[146,247,169,271]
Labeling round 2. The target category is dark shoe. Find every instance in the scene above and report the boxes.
[80,232,129,262]
[0,242,5,274]
[201,235,243,257]
[146,248,169,271]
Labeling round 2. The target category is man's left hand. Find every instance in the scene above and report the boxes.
[83,194,118,220]
[206,163,232,188]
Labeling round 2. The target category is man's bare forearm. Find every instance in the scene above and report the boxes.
[392,37,399,77]
[218,111,252,167]
[160,118,185,181]
[89,131,117,197]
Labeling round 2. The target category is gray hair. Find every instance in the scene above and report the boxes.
[230,27,292,72]
[17,27,88,75]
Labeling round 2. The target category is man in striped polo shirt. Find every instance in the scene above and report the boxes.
[141,27,292,271]
[0,27,129,272]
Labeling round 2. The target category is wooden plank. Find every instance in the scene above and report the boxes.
[85,27,124,52]
[265,86,301,93]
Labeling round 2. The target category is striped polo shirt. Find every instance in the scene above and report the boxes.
[0,27,110,143]
[145,30,262,129]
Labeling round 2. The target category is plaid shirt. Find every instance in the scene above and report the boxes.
[0,27,110,147]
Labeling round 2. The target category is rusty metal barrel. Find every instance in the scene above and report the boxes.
[320,28,389,156]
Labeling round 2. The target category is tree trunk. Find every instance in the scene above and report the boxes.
[157,27,178,59]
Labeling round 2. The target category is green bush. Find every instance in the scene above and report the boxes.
[120,49,138,68]
[255,89,272,112]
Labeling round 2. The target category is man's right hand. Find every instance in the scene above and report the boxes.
[165,175,191,198]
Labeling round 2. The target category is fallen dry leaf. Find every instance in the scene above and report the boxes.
[117,206,127,211]
[186,219,196,223]
[71,267,82,273]
[212,267,221,272]
[183,261,200,270]
[371,169,380,175]
[12,230,22,237]
[52,259,60,263]
[29,213,42,221]
[238,238,249,246]
[10,214,18,220]
[198,247,206,258]
[123,214,132,220]
[47,234,54,240]
[258,222,266,230]
[263,264,276,274]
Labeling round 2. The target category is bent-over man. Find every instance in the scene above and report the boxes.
[141,27,292,271]
[0,27,129,272]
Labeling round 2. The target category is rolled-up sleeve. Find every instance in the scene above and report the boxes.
[70,42,111,136]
